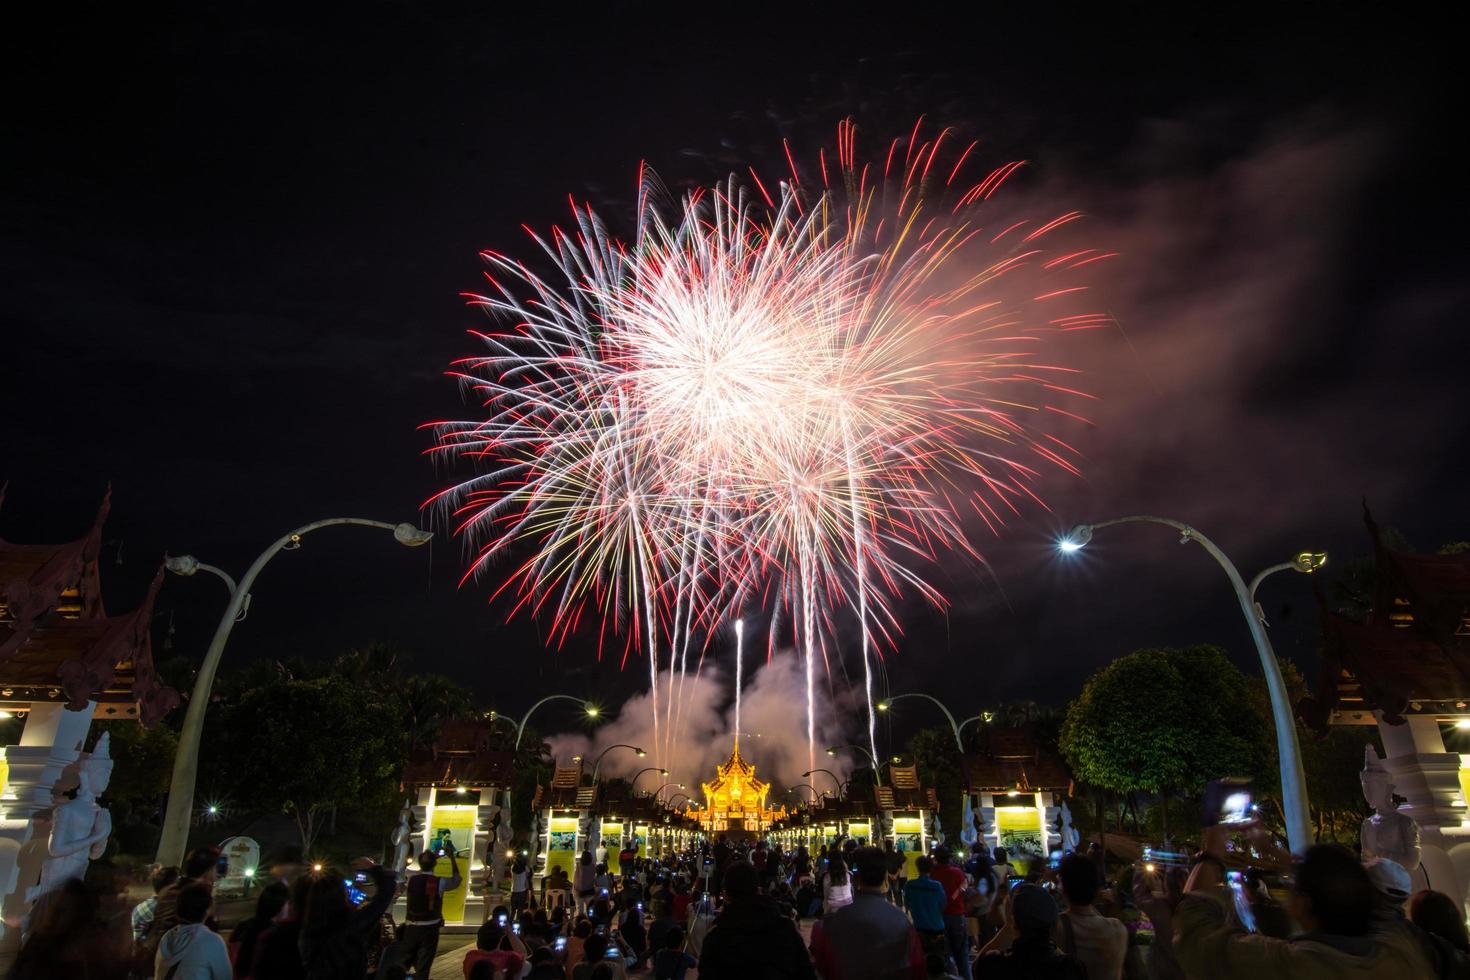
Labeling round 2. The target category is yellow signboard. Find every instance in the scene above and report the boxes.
[848,821,872,845]
[996,807,1043,856]
[634,824,650,858]
[602,821,624,873]
[426,802,476,924]
[547,816,579,882]
[893,816,924,878]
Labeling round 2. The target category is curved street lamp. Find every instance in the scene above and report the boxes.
[156,517,432,866]
[802,768,843,795]
[484,695,600,838]
[1058,515,1325,853]
[630,767,669,792]
[648,781,685,799]
[666,793,692,809]
[875,693,988,753]
[826,743,879,770]
[590,743,647,782]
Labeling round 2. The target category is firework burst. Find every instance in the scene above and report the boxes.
[428,121,1111,778]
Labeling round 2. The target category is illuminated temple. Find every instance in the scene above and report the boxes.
[690,739,785,837]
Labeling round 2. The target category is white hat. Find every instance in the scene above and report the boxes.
[1363,857,1412,901]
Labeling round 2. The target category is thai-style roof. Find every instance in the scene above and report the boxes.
[400,720,515,788]
[961,725,1072,792]
[1299,508,1470,730]
[0,488,109,646]
[700,739,771,807]
[534,760,595,810]
[874,762,940,811]
[0,492,179,726]
[689,739,785,830]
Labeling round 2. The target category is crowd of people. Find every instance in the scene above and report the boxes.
[8,820,1470,978]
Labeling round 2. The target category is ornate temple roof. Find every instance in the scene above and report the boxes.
[400,719,515,789]
[0,490,179,726]
[874,762,939,811]
[700,739,770,803]
[961,725,1072,792]
[1299,507,1470,731]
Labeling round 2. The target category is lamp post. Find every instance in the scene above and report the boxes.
[1058,515,1325,853]
[485,696,599,840]
[631,767,669,792]
[590,744,647,782]
[826,743,880,770]
[802,768,843,795]
[648,781,685,799]
[488,696,600,752]
[875,694,988,753]
[156,517,432,867]
[666,793,692,809]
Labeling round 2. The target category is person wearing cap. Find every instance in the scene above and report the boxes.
[973,882,1085,979]
[809,846,925,979]
[1366,857,1470,978]
[1174,826,1434,979]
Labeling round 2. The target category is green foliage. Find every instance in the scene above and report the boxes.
[97,719,178,809]
[1060,646,1262,798]
[209,672,403,853]
[199,644,478,855]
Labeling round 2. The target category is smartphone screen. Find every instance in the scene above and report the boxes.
[343,880,368,907]
[554,937,567,951]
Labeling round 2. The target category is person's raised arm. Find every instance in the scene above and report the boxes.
[445,846,463,891]
[350,858,397,928]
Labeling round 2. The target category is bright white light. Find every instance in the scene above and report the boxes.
[1058,538,1083,553]
[1457,719,1470,731]
[244,868,255,878]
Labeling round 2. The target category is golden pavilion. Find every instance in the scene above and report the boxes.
[690,738,785,837]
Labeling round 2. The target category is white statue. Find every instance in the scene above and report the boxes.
[391,801,415,876]
[1361,745,1421,872]
[1059,801,1080,853]
[29,733,113,902]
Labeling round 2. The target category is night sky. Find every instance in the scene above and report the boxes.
[4,6,1466,746]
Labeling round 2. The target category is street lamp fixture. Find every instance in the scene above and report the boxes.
[631,767,669,791]
[1056,514,1325,853]
[876,693,985,753]
[590,743,648,781]
[802,768,843,794]
[155,516,434,867]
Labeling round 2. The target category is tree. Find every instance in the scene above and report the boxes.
[1060,646,1263,839]
[211,672,402,853]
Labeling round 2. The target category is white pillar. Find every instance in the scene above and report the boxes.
[1378,714,1470,910]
